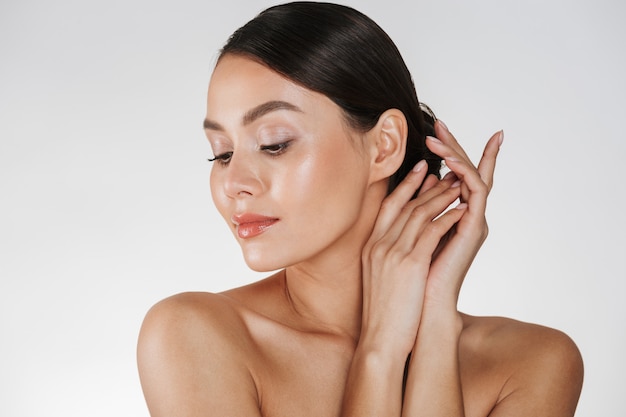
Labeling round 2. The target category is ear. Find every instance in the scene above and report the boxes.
[367,108,407,184]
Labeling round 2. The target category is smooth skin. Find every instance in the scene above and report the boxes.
[138,55,583,417]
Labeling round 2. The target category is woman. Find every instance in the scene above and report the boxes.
[137,3,583,416]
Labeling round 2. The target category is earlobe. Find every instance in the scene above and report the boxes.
[369,109,407,182]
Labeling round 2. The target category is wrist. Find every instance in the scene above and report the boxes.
[351,341,408,382]
[418,307,463,339]
[343,343,407,417]
[357,328,414,360]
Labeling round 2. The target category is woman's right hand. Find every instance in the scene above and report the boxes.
[359,161,466,357]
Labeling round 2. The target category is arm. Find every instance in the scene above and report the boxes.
[403,122,582,416]
[402,121,502,416]
[342,159,469,416]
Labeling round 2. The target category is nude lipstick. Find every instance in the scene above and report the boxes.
[231,213,279,239]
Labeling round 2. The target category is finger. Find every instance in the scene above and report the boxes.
[377,180,460,253]
[476,130,503,191]
[425,135,475,202]
[370,160,428,240]
[391,183,462,254]
[372,161,459,241]
[411,170,458,206]
[387,173,460,244]
[428,119,472,202]
[433,124,504,195]
[369,166,461,262]
[408,203,467,263]
[426,135,491,215]
[434,120,471,164]
[443,156,489,215]
[433,121,501,202]
[417,174,441,197]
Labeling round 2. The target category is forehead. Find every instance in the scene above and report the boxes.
[206,55,366,152]
[207,55,312,115]
[205,54,355,141]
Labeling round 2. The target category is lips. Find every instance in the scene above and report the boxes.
[231,213,279,239]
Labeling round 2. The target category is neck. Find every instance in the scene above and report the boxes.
[284,252,364,341]
[281,183,386,342]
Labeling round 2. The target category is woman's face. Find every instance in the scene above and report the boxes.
[205,55,376,272]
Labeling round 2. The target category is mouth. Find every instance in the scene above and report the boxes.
[231,213,279,239]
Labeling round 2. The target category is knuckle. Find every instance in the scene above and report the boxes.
[399,203,414,217]
[476,182,489,195]
[387,246,406,263]
[445,186,461,198]
[486,177,494,192]
[435,180,453,192]
[408,246,431,263]
[368,240,388,262]
[379,199,394,214]
[362,241,373,256]
[409,205,427,220]
[424,221,444,236]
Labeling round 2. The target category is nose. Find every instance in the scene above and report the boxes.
[222,153,263,198]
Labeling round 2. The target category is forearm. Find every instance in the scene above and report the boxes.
[402,309,464,417]
[341,342,406,417]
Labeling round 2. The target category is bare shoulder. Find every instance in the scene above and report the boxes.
[138,291,250,353]
[137,291,262,417]
[459,314,583,417]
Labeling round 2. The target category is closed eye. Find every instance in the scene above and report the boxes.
[260,141,291,156]
[208,141,292,165]
[208,152,233,165]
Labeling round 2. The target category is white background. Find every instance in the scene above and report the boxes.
[1,0,624,415]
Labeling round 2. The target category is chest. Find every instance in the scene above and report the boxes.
[250,329,354,417]
[242,319,501,417]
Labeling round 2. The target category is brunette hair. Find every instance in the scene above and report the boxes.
[219,1,441,194]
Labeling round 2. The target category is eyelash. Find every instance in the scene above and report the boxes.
[208,141,292,166]
[207,152,233,166]
[260,141,291,156]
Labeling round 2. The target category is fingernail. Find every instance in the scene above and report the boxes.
[451,180,461,188]
[455,202,468,210]
[427,136,442,144]
[445,156,459,163]
[498,130,504,146]
[443,171,457,180]
[412,159,427,172]
[437,119,449,131]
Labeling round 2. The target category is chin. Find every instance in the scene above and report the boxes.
[242,251,289,273]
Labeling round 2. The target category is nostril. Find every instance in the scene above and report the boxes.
[222,160,261,198]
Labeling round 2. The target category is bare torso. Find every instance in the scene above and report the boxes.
[138,271,583,417]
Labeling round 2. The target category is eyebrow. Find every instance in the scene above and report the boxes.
[203,100,303,131]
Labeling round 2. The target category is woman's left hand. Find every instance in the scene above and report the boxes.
[421,120,503,311]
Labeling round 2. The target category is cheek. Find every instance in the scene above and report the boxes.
[278,141,368,219]
[209,170,229,220]
[276,155,319,201]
